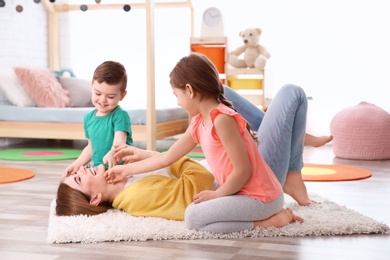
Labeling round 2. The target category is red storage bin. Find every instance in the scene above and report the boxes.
[191,44,225,73]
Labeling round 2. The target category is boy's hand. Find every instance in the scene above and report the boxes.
[63,164,77,178]
[104,165,127,184]
[103,151,116,169]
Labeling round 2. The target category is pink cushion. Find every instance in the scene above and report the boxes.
[14,67,70,108]
[330,102,390,160]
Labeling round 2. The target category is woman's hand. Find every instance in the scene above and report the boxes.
[193,190,218,204]
[104,165,127,184]
[113,145,158,164]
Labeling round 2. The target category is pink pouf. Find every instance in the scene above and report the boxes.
[330,102,390,160]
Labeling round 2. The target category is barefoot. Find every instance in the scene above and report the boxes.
[286,208,304,223]
[304,134,333,147]
[254,208,303,228]
[283,171,314,206]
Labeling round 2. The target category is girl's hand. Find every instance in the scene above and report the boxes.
[193,190,218,204]
[104,165,127,184]
[113,144,129,153]
[113,145,136,163]
[114,146,158,164]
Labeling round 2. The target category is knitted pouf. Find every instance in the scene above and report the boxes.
[330,102,390,160]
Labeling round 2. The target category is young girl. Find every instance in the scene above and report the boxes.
[222,85,332,206]
[105,53,303,233]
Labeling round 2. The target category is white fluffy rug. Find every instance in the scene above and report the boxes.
[47,193,389,244]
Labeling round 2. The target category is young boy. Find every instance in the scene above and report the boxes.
[64,61,132,177]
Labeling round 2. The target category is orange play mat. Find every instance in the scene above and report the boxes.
[302,163,371,182]
[0,167,35,184]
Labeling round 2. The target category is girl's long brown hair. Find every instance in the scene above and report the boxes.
[55,183,112,216]
[170,52,258,143]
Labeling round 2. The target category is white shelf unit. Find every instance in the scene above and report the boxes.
[190,37,265,109]
[226,67,265,109]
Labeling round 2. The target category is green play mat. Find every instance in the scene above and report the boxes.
[0,148,82,161]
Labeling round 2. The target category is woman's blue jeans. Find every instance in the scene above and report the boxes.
[223,84,307,185]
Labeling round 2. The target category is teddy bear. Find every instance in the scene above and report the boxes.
[228,27,271,70]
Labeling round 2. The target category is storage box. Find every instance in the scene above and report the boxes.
[191,45,225,73]
[227,78,263,90]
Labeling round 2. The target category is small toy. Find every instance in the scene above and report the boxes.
[228,27,271,70]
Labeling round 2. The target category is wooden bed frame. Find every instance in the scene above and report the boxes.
[7,0,194,150]
[0,119,189,143]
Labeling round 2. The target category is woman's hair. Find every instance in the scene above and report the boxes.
[170,52,258,143]
[93,60,127,93]
[55,183,112,216]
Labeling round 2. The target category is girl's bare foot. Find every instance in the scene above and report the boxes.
[254,208,304,228]
[283,171,314,206]
[304,134,333,147]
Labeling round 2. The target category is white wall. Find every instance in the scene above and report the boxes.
[0,0,47,69]
[57,2,192,109]
[192,0,390,135]
[1,0,389,136]
[0,0,47,146]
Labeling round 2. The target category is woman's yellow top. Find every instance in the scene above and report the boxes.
[112,157,214,220]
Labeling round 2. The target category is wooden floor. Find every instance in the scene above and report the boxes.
[0,140,389,260]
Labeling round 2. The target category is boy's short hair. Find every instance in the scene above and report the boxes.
[93,61,127,92]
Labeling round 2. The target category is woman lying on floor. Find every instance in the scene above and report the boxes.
[56,147,301,230]
[56,130,329,224]
[56,151,214,221]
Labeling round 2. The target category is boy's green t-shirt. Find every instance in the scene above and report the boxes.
[84,106,132,166]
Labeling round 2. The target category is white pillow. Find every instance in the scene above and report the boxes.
[0,88,11,105]
[59,77,93,107]
[0,68,35,106]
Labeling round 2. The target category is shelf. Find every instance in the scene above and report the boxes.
[190,36,266,108]
[190,36,227,45]
[226,67,264,77]
[236,89,264,107]
[236,89,263,95]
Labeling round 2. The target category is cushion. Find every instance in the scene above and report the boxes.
[51,68,76,79]
[0,89,8,104]
[0,89,12,105]
[59,77,93,107]
[330,102,390,160]
[14,67,70,108]
[0,67,35,106]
